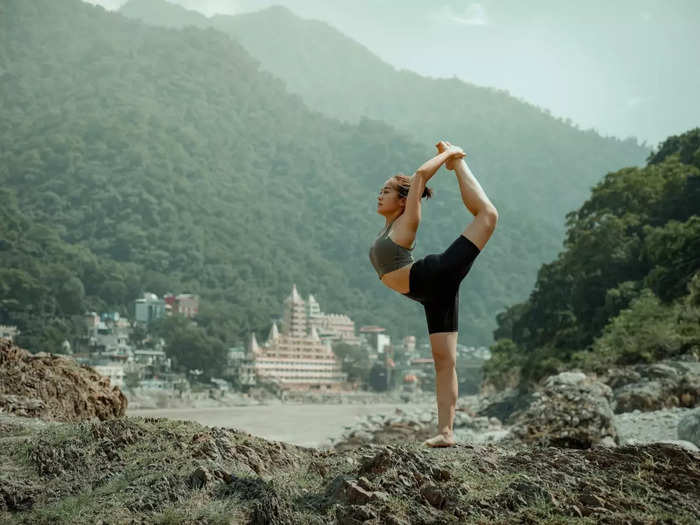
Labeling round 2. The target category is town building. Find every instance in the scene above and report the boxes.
[90,362,125,388]
[0,325,20,342]
[306,295,362,346]
[164,293,199,318]
[134,293,166,324]
[359,326,391,360]
[240,284,348,391]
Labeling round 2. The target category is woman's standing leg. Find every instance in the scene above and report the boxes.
[425,331,459,446]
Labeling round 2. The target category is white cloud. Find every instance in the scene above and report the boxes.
[437,3,489,26]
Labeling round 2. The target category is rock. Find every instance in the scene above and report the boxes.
[187,466,212,488]
[656,440,699,452]
[677,408,700,447]
[357,476,372,491]
[0,339,127,421]
[420,483,446,509]
[605,368,642,389]
[344,481,372,505]
[646,364,679,380]
[594,436,618,448]
[336,505,377,525]
[545,371,587,387]
[370,491,390,504]
[505,371,617,448]
[358,448,394,475]
[615,381,668,413]
[383,513,410,525]
[608,360,700,414]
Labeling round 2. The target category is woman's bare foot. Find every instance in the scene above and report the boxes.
[423,433,456,448]
[436,140,463,171]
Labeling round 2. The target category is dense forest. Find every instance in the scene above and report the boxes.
[0,0,653,368]
[483,129,700,390]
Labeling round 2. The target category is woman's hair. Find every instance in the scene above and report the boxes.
[393,173,433,200]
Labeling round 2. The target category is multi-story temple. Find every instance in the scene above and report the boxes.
[240,285,349,391]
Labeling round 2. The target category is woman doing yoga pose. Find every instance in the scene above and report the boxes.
[369,141,498,447]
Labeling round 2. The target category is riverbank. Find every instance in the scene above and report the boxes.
[128,402,435,448]
[124,388,435,410]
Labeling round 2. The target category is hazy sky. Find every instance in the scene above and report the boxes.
[86,0,700,147]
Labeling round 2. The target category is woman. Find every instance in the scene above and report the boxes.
[369,141,498,447]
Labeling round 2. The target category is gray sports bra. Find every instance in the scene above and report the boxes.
[368,217,415,279]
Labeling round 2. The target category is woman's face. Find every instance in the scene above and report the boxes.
[377,178,405,214]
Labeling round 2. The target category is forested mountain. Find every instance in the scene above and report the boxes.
[484,129,700,390]
[120,0,649,338]
[0,0,476,351]
[0,0,652,361]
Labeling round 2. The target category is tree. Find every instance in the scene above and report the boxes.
[332,341,371,385]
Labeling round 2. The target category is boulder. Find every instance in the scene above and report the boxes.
[614,380,669,413]
[504,371,617,448]
[0,338,127,421]
[607,360,700,413]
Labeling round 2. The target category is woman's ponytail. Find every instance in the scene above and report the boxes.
[394,173,433,200]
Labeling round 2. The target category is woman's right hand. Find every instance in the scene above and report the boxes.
[436,141,465,170]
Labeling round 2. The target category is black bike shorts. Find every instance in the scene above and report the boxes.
[402,234,480,334]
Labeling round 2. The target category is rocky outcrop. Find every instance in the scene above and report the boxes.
[504,372,618,448]
[605,361,700,413]
[678,408,700,447]
[0,338,126,421]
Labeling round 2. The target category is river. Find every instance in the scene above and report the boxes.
[128,402,434,448]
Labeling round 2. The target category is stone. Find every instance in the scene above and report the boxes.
[505,372,617,448]
[595,436,617,448]
[646,364,679,380]
[370,491,390,503]
[344,481,372,505]
[187,466,212,489]
[420,483,446,509]
[383,514,410,525]
[614,381,666,413]
[544,371,587,387]
[677,408,700,447]
[657,440,699,452]
[357,476,372,491]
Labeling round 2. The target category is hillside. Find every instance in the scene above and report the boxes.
[0,0,442,348]
[484,129,700,390]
